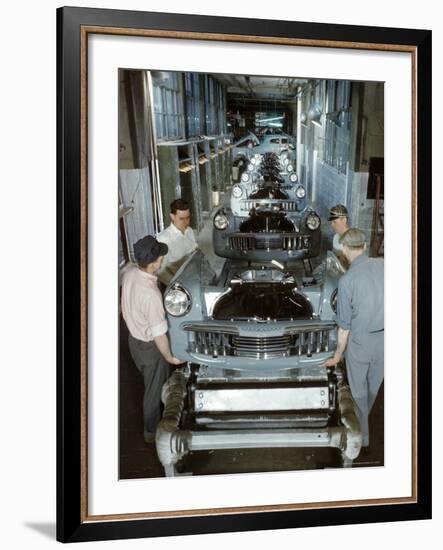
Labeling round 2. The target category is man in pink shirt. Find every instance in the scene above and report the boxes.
[121,235,183,443]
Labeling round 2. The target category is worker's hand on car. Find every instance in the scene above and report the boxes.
[169,356,186,366]
[322,353,342,367]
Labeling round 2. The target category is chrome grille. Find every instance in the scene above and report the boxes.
[187,327,335,359]
[254,237,283,250]
[240,200,299,212]
[229,235,255,250]
[282,235,310,250]
[281,202,299,212]
[232,335,291,358]
[229,234,310,251]
[191,331,230,357]
[240,200,254,211]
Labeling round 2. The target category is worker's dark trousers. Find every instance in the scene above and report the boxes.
[128,334,170,438]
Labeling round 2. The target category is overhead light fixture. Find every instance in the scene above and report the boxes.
[257,115,285,122]
[307,102,322,127]
[257,115,285,124]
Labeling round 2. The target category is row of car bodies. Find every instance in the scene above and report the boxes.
[214,152,321,262]
[232,131,296,162]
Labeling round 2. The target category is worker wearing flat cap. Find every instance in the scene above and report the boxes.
[121,235,184,444]
[323,228,384,449]
[328,204,350,254]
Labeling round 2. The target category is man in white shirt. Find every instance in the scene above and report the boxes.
[121,235,183,443]
[157,199,198,285]
[328,204,350,259]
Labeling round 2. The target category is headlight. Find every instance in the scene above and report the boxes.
[330,288,338,313]
[290,173,298,183]
[214,210,229,230]
[295,185,305,198]
[232,185,243,199]
[247,163,254,171]
[287,164,294,172]
[241,172,250,183]
[164,285,191,316]
[306,212,321,230]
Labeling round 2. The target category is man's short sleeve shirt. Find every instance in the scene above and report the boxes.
[121,265,168,342]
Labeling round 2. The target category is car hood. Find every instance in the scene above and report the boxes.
[212,283,313,321]
[239,211,295,232]
[249,185,287,199]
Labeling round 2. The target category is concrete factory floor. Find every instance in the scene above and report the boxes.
[119,199,384,479]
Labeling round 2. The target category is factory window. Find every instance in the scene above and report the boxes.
[205,76,217,135]
[204,76,226,135]
[152,72,184,140]
[218,85,226,134]
[324,80,352,174]
[184,72,202,137]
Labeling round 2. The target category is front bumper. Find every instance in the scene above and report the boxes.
[156,368,362,476]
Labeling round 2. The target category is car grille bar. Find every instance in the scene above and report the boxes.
[187,327,335,359]
[240,200,299,212]
[282,235,310,250]
[229,234,310,251]
[229,235,255,250]
[232,335,291,358]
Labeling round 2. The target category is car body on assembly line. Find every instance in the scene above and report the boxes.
[232,131,296,162]
[214,152,321,264]
[156,247,361,476]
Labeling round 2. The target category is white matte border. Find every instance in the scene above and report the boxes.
[88,34,412,516]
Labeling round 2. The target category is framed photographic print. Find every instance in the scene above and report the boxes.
[57,6,432,543]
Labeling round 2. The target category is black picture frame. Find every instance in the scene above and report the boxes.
[57,6,432,543]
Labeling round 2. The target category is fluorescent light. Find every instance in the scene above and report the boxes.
[257,115,285,123]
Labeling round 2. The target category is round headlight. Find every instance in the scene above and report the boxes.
[241,172,250,183]
[232,185,243,199]
[295,185,305,198]
[330,288,338,314]
[214,211,229,230]
[306,212,321,230]
[287,164,294,172]
[290,173,298,183]
[164,285,191,317]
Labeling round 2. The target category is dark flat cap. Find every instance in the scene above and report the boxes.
[133,235,168,265]
[328,204,348,221]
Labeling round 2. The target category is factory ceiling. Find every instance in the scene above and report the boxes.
[211,74,309,102]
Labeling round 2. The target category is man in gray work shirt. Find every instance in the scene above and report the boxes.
[323,228,384,448]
